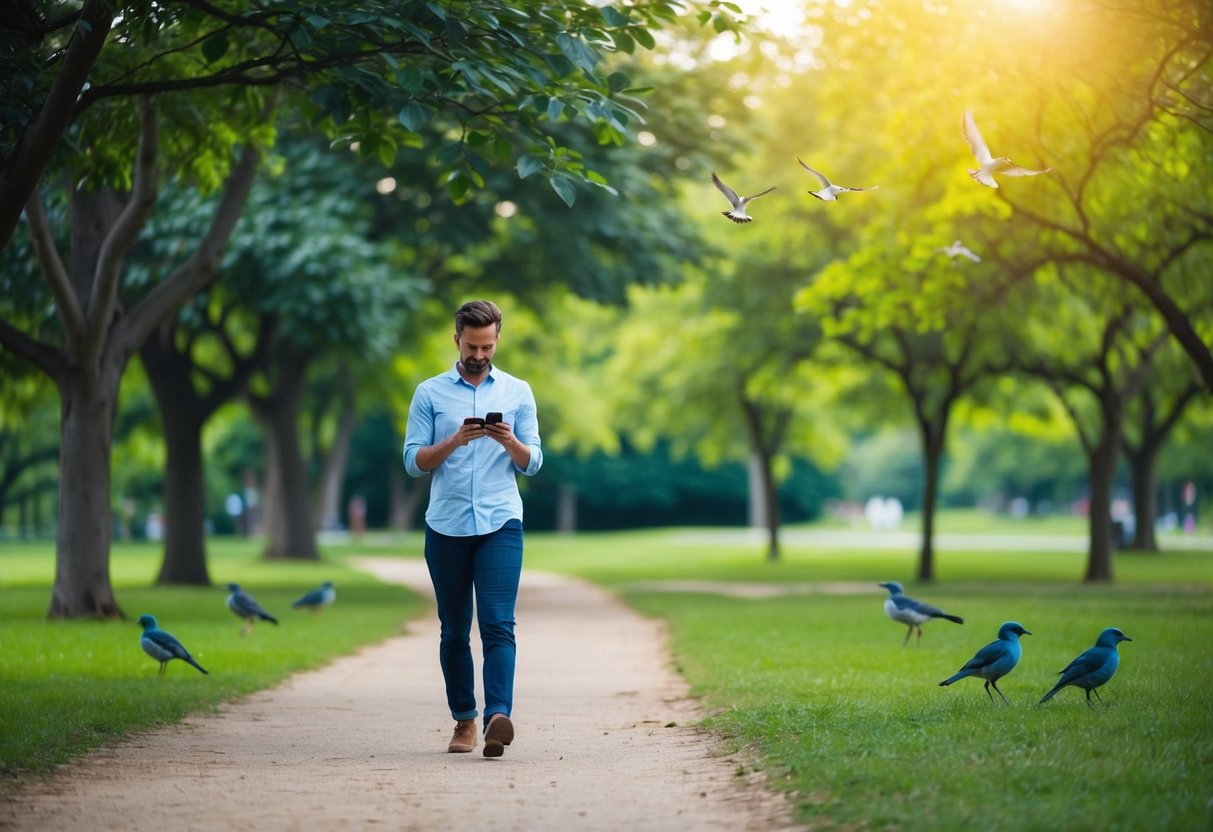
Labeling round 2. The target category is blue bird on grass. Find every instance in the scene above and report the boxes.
[878,581,964,646]
[940,621,1031,704]
[292,581,335,613]
[226,583,279,637]
[138,614,208,677]
[1040,627,1132,706]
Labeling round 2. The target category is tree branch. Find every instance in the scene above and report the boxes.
[0,0,115,251]
[117,147,261,358]
[0,317,61,379]
[85,97,160,361]
[23,191,84,344]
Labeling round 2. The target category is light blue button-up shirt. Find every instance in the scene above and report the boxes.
[403,363,543,536]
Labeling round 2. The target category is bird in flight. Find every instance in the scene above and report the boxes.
[936,240,982,262]
[963,109,1050,188]
[710,171,776,224]
[796,158,879,202]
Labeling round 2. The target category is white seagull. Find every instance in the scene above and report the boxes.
[796,158,879,202]
[710,171,776,224]
[963,109,1050,188]
[937,240,982,262]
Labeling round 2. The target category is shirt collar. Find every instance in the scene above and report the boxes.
[446,361,498,386]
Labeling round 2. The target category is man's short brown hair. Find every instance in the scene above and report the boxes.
[455,300,502,336]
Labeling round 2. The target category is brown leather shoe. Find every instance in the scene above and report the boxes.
[483,713,514,758]
[448,719,477,753]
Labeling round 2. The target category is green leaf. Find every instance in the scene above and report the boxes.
[396,68,425,94]
[631,27,656,50]
[607,72,630,93]
[377,140,396,168]
[600,6,630,27]
[547,97,564,121]
[550,176,576,207]
[201,35,229,64]
[611,30,635,54]
[517,154,546,179]
[465,131,491,147]
[397,102,433,132]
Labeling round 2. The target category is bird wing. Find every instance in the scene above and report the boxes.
[961,248,982,262]
[146,629,190,660]
[904,597,948,618]
[293,588,323,607]
[840,185,879,192]
[796,158,832,188]
[710,171,741,207]
[748,186,778,201]
[962,110,993,165]
[1000,163,1050,177]
[1055,647,1105,684]
[960,640,1004,672]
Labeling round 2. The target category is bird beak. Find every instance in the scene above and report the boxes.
[1122,635,1133,642]
[1022,629,1033,636]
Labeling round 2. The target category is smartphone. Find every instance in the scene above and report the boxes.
[485,412,503,425]
[463,417,485,426]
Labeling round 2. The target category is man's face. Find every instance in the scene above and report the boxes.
[455,324,498,375]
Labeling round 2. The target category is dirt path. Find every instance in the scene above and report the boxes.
[2,558,798,831]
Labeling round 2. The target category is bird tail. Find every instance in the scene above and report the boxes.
[939,670,970,687]
[263,613,279,624]
[188,657,209,675]
[939,614,964,625]
[1039,684,1062,704]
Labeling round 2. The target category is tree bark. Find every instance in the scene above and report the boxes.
[140,331,210,584]
[50,359,124,617]
[313,369,357,532]
[1126,444,1159,552]
[556,482,578,534]
[916,417,946,583]
[739,400,782,562]
[0,0,116,251]
[1085,432,1119,582]
[251,351,318,560]
[388,463,428,531]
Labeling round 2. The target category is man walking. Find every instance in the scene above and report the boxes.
[403,300,543,758]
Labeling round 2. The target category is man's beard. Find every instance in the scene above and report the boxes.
[462,357,491,374]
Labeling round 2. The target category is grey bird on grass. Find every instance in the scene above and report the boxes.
[878,581,964,646]
[940,621,1031,704]
[138,614,208,677]
[796,157,879,201]
[226,583,279,637]
[292,581,336,613]
[710,171,776,224]
[1040,627,1132,706]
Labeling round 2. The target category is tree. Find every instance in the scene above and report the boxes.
[1,1,744,616]
[1120,342,1204,550]
[1011,267,1167,581]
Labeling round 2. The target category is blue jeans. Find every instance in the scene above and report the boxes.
[424,519,522,727]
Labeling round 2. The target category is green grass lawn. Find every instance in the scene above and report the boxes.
[4,524,1212,829]
[0,539,424,794]
[519,528,1213,831]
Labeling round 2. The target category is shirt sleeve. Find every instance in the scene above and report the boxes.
[513,383,543,477]
[402,386,434,478]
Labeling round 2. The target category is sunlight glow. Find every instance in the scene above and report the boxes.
[375,177,396,195]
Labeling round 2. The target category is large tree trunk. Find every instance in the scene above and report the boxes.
[1085,435,1119,582]
[740,400,782,563]
[556,482,578,534]
[142,334,211,584]
[314,372,357,532]
[388,463,428,531]
[1127,445,1160,552]
[916,420,945,583]
[251,353,318,560]
[50,361,123,618]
